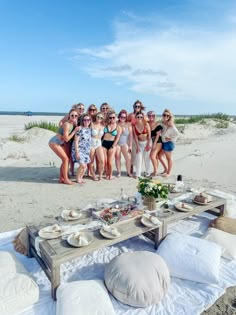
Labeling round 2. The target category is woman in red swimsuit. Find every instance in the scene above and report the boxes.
[133,111,151,178]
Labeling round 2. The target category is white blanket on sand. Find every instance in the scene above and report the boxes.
[1,190,236,315]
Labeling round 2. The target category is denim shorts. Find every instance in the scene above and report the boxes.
[49,135,64,146]
[162,141,175,152]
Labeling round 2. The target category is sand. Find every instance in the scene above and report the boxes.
[0,115,236,314]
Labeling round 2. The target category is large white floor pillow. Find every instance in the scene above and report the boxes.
[56,280,116,315]
[0,251,39,315]
[156,233,221,284]
[202,227,236,260]
[0,251,28,274]
[104,251,170,307]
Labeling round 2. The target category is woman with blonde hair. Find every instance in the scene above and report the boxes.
[87,104,98,123]
[115,110,132,177]
[88,112,105,180]
[100,102,111,123]
[102,110,122,180]
[49,109,79,184]
[133,111,151,178]
[158,109,179,177]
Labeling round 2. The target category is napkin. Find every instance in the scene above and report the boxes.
[176,202,193,210]
[103,225,121,237]
[43,224,62,233]
[143,214,161,225]
[73,232,89,246]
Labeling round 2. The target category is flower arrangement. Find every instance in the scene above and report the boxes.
[137,178,169,199]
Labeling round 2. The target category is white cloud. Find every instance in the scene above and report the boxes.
[74,13,236,104]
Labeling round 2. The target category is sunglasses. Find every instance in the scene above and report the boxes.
[148,114,155,117]
[102,107,109,110]
[163,114,170,117]
[70,114,78,117]
[109,116,116,119]
[89,108,95,111]
[97,115,103,119]
[83,119,91,122]
[135,105,141,108]
[78,107,84,110]
[120,116,126,119]
[137,116,144,119]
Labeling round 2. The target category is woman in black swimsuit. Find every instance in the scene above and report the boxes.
[147,111,163,176]
[102,111,121,180]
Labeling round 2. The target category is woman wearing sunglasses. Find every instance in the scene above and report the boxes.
[127,100,145,175]
[133,111,151,178]
[71,114,92,184]
[147,111,163,176]
[102,111,122,180]
[49,109,79,185]
[158,109,179,177]
[100,102,111,122]
[115,110,132,177]
[59,103,85,126]
[88,112,105,180]
[86,104,98,123]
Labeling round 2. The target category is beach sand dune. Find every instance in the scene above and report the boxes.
[0,115,236,314]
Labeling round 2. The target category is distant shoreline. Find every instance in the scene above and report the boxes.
[0,110,235,118]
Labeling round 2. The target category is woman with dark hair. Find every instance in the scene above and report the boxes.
[158,109,179,177]
[49,109,79,184]
[115,110,132,177]
[147,110,163,176]
[72,114,92,184]
[127,100,145,175]
[102,110,121,180]
[133,111,151,178]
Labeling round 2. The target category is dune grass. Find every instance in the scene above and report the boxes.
[8,135,27,143]
[25,121,58,132]
[175,112,230,128]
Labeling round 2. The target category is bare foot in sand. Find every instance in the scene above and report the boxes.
[63,179,75,185]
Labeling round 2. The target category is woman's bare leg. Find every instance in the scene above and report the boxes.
[115,145,121,177]
[107,148,116,180]
[96,146,105,179]
[158,149,168,175]
[49,143,74,185]
[88,148,97,180]
[150,143,162,175]
[121,144,131,176]
[77,164,86,183]
[163,151,173,176]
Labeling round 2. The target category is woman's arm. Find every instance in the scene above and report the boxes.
[63,123,79,142]
[112,125,122,148]
[145,123,151,151]
[59,114,69,127]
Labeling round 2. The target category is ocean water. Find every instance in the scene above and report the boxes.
[0,111,66,116]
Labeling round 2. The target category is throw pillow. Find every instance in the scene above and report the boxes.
[210,217,236,235]
[156,233,221,284]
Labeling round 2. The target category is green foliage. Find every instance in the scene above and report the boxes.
[175,113,230,125]
[25,121,58,132]
[215,121,229,128]
[137,178,169,199]
[8,135,26,143]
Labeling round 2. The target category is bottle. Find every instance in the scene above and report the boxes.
[176,174,184,192]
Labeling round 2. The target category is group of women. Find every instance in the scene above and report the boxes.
[49,100,179,185]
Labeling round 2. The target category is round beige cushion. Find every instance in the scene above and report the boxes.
[104,251,170,307]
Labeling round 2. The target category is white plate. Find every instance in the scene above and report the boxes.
[38,226,62,240]
[141,216,161,228]
[100,227,122,239]
[193,199,212,206]
[67,232,93,247]
[174,203,193,212]
[61,210,82,221]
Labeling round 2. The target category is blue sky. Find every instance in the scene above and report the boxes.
[1,0,236,115]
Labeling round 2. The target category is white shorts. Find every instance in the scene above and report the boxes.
[91,138,102,149]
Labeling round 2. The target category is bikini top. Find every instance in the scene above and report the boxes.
[104,126,118,136]
[134,124,148,136]
[58,123,74,136]
[91,128,104,137]
[151,124,163,138]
